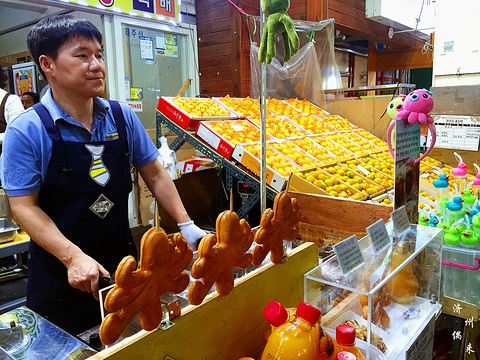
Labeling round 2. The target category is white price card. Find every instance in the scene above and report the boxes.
[231,124,243,131]
[391,205,411,234]
[356,164,370,176]
[366,219,392,254]
[333,235,365,275]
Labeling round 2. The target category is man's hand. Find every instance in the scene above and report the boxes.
[178,221,207,251]
[67,253,110,301]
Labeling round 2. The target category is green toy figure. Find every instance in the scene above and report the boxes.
[259,0,299,63]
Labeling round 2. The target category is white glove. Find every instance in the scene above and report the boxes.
[178,221,207,251]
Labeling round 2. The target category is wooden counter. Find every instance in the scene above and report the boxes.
[90,243,319,360]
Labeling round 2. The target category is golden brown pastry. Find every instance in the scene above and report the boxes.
[99,228,193,345]
[252,191,301,266]
[187,211,254,305]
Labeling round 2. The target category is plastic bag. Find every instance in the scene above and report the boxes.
[157,136,178,180]
[249,18,342,105]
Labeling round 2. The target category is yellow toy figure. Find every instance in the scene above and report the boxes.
[386,94,406,150]
[258,0,299,64]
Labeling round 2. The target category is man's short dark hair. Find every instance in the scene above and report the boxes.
[22,91,40,104]
[27,14,102,77]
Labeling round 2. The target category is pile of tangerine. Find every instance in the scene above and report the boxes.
[173,97,230,117]
[209,121,266,145]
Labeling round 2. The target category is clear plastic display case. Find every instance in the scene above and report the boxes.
[304,224,443,360]
[442,244,480,306]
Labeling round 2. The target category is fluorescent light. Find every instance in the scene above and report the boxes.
[129,11,137,16]
[112,7,122,13]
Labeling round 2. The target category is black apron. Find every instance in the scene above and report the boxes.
[27,101,136,335]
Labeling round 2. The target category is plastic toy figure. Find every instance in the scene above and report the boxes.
[258,0,299,64]
[386,89,437,165]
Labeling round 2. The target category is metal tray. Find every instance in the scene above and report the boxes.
[0,218,19,244]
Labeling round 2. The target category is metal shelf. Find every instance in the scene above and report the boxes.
[156,111,277,219]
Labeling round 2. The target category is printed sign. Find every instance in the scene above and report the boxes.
[140,36,154,61]
[426,115,480,151]
[156,33,178,57]
[57,0,179,23]
[366,219,392,254]
[333,235,365,275]
[394,118,420,223]
[406,315,435,360]
[391,205,411,234]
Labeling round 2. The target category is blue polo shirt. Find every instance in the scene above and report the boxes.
[1,89,159,196]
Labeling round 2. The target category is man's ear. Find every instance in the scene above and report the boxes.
[38,55,54,77]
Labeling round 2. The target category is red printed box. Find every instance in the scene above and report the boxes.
[157,96,239,130]
[196,120,269,159]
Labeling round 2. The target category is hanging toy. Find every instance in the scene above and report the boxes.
[429,212,439,227]
[387,89,436,165]
[258,0,300,64]
[386,94,407,149]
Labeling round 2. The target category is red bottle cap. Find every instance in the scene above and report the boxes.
[336,324,356,346]
[295,301,321,325]
[337,351,357,360]
[263,301,289,327]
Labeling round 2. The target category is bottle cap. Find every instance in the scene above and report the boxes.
[295,301,320,325]
[337,351,357,360]
[263,301,289,327]
[336,324,356,346]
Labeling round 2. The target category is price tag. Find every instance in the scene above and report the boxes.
[420,173,430,178]
[356,164,370,176]
[333,235,365,274]
[366,219,392,254]
[391,205,411,234]
[231,124,243,131]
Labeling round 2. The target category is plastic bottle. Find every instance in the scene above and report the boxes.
[388,241,419,303]
[261,301,320,360]
[263,301,295,345]
[337,351,358,360]
[335,324,363,360]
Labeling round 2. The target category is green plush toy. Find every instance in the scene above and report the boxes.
[258,0,300,64]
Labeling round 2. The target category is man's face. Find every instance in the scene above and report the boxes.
[47,36,106,100]
[21,94,35,109]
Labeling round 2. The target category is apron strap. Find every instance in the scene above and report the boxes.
[33,103,62,142]
[107,100,130,157]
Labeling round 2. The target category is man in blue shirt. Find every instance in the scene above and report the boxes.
[1,14,205,335]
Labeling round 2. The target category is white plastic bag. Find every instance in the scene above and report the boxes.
[157,136,178,180]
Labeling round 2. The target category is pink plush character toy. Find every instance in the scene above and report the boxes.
[387,89,436,165]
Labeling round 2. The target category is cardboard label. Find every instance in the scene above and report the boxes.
[366,219,392,254]
[333,235,365,274]
[197,124,220,149]
[356,164,370,176]
[391,205,411,234]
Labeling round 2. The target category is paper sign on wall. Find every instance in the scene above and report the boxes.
[366,219,392,254]
[333,235,365,274]
[140,36,154,61]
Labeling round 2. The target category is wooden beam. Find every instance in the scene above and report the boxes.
[306,0,326,21]
[374,46,433,71]
[367,41,377,95]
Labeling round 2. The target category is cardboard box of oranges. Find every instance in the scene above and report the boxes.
[231,142,294,192]
[196,120,267,159]
[157,96,240,130]
[290,168,367,201]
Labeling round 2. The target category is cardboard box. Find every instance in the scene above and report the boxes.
[288,168,368,201]
[137,174,156,227]
[176,157,218,176]
[231,145,287,192]
[196,120,263,159]
[157,96,239,130]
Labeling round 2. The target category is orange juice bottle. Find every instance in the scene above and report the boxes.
[335,324,363,360]
[261,301,320,360]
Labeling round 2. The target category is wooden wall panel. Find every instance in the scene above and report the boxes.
[198,55,232,70]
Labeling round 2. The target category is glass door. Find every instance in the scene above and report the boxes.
[108,16,199,130]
